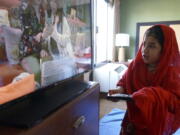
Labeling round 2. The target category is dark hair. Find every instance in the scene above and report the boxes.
[145,25,164,47]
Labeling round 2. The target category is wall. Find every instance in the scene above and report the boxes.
[120,0,180,59]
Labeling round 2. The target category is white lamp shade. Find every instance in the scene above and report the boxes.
[115,33,130,47]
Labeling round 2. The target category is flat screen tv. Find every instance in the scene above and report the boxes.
[0,0,93,127]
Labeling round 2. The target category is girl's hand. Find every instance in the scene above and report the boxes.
[109,89,121,95]
[108,87,124,95]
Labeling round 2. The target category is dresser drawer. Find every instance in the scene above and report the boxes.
[23,83,100,135]
[0,82,100,135]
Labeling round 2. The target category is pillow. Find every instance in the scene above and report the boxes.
[0,74,35,104]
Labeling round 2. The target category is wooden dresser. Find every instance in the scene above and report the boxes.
[0,82,100,135]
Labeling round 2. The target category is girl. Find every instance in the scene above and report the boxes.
[109,25,180,135]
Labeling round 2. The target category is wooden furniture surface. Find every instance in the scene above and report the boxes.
[0,82,100,135]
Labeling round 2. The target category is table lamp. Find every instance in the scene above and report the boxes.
[115,33,130,62]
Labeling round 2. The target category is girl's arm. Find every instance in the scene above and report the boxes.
[108,86,125,95]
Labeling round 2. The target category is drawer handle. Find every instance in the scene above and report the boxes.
[73,116,86,129]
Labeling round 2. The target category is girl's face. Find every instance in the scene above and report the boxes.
[0,0,21,9]
[141,36,162,66]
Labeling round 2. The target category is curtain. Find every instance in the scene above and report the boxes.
[112,0,120,62]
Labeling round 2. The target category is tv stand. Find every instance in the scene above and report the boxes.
[0,82,100,135]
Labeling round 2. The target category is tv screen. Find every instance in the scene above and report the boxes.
[0,0,92,105]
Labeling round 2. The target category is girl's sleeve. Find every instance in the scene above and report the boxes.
[117,70,127,88]
[131,86,179,133]
[116,61,133,91]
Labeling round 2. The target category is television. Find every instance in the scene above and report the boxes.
[0,0,93,127]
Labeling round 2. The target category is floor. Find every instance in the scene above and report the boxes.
[99,93,127,118]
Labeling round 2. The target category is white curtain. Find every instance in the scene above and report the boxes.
[94,0,120,64]
[112,0,120,61]
[106,2,114,62]
[95,0,108,64]
[105,0,121,62]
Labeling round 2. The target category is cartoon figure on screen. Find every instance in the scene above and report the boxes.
[0,0,37,104]
[108,25,180,135]
[0,0,22,64]
[0,0,52,85]
[0,0,52,63]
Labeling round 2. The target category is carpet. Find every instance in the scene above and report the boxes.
[99,108,180,135]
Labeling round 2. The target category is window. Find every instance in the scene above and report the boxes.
[94,0,114,65]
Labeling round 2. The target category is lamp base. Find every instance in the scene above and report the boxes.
[118,47,125,62]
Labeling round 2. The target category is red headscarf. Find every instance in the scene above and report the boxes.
[118,24,180,135]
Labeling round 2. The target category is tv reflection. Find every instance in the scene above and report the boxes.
[0,0,91,103]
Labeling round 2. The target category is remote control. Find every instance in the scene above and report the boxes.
[107,93,133,101]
